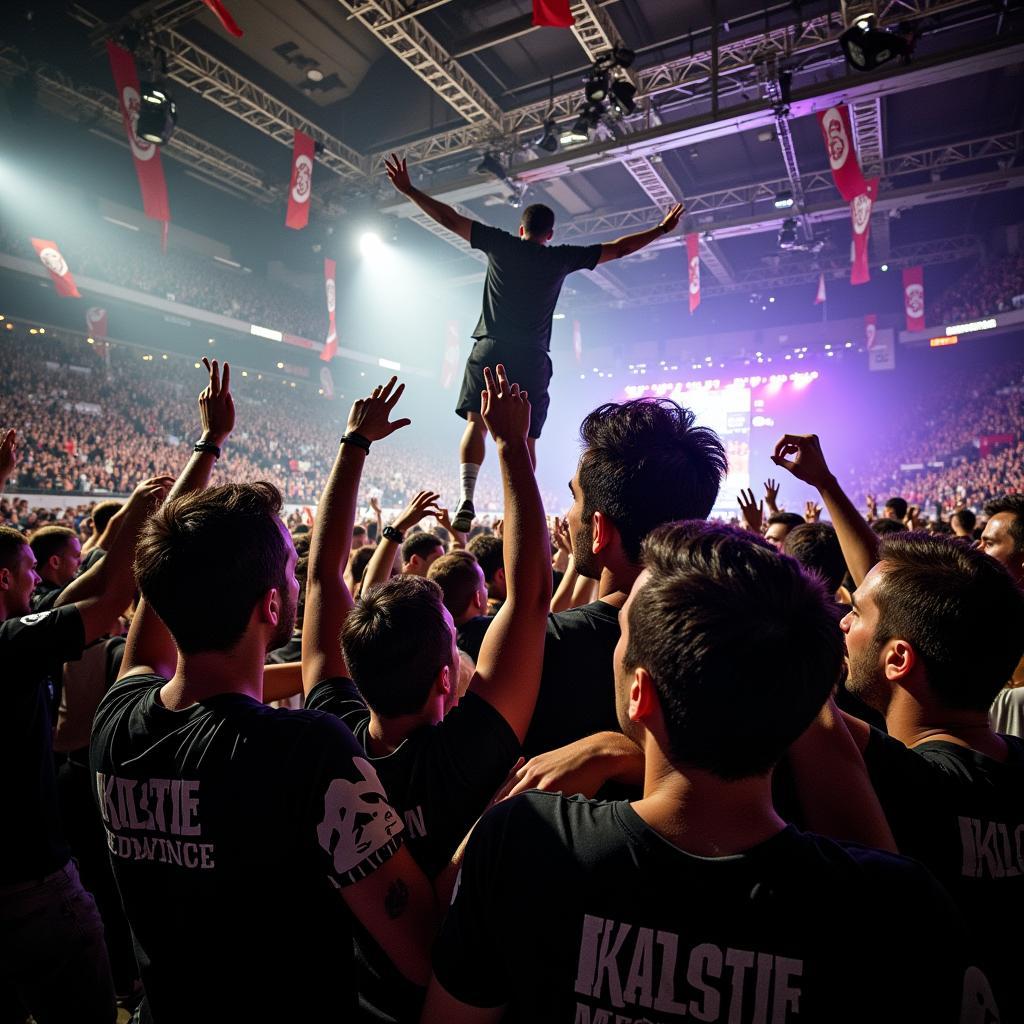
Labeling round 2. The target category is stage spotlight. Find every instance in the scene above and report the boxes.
[360,231,383,257]
[561,104,601,144]
[839,14,913,72]
[778,218,798,249]
[773,190,794,210]
[534,118,560,153]
[609,80,637,116]
[585,71,610,103]
[137,83,177,144]
[475,152,508,180]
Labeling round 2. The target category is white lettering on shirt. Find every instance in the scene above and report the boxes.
[958,816,1024,879]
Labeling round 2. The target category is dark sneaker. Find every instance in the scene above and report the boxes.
[452,499,475,533]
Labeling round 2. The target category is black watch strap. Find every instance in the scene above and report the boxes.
[382,525,405,543]
[340,432,371,453]
[194,440,221,458]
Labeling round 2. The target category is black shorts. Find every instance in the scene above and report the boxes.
[456,337,552,439]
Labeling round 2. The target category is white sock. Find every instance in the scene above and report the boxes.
[459,463,480,506]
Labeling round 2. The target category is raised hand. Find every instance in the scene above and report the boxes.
[368,495,382,516]
[199,357,234,444]
[552,515,572,555]
[124,474,176,515]
[764,477,780,514]
[480,364,530,446]
[905,504,921,530]
[659,203,685,234]
[805,500,823,523]
[346,376,412,444]
[865,494,878,521]
[0,428,18,481]
[394,490,443,533]
[384,153,413,196]
[771,433,835,490]
[737,487,764,534]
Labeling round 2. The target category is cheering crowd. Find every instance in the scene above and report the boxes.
[2,349,1022,1024]
[932,251,1024,325]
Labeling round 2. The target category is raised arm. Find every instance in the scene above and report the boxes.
[302,378,411,693]
[467,365,552,741]
[360,489,442,595]
[385,153,473,242]
[597,203,683,264]
[119,358,235,679]
[771,433,880,586]
[0,428,17,499]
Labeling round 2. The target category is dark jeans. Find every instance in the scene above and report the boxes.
[0,859,116,1024]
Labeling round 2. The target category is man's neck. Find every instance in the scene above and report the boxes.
[885,689,1008,760]
[367,707,437,757]
[631,741,785,857]
[159,645,266,710]
[596,562,641,608]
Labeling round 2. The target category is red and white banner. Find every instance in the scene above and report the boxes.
[686,233,700,313]
[866,315,896,371]
[814,272,827,305]
[85,307,108,337]
[818,104,867,202]
[849,178,878,286]
[106,42,171,229]
[572,319,583,363]
[31,238,81,298]
[865,313,878,350]
[532,0,574,27]
[286,130,316,230]
[320,258,337,362]
[441,321,461,389]
[200,0,243,36]
[319,365,335,399]
[903,265,926,331]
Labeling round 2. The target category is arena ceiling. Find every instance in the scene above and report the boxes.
[2,0,1023,305]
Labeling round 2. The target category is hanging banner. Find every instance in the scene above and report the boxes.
[818,104,867,202]
[814,272,827,305]
[532,0,574,27]
[286,130,316,230]
[903,265,926,331]
[31,238,81,298]
[850,178,878,286]
[572,319,583,363]
[319,365,335,399]
[440,321,460,389]
[867,317,895,371]
[200,0,244,36]
[320,258,337,362]
[85,307,108,337]
[106,42,171,228]
[686,233,701,313]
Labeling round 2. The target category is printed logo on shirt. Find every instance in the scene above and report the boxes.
[95,772,215,870]
[573,914,803,1023]
[317,757,403,877]
[18,611,53,627]
[958,815,1024,879]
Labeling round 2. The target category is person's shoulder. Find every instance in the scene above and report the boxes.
[94,671,165,730]
[548,600,620,636]
[0,603,83,649]
[483,790,616,845]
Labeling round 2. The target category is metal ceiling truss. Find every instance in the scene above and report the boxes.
[0,44,276,204]
[335,0,501,127]
[850,96,890,257]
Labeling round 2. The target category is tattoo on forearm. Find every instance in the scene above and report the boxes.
[385,878,409,919]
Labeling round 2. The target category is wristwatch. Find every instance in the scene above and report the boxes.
[382,525,405,543]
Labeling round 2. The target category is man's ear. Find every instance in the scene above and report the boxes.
[882,638,917,684]
[260,586,282,627]
[592,510,619,555]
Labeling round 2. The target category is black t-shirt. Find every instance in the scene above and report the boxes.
[1,605,85,883]
[434,791,979,1023]
[89,673,405,1023]
[455,614,492,662]
[306,677,521,1024]
[470,222,601,351]
[30,579,63,612]
[267,630,302,664]
[864,727,1024,1018]
[524,600,622,760]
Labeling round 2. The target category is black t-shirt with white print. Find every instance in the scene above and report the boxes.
[89,673,404,1023]
[305,676,521,1023]
[434,791,980,1024]
[864,727,1024,1019]
[1,605,85,883]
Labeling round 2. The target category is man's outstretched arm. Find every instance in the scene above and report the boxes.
[597,203,684,264]
[385,153,474,243]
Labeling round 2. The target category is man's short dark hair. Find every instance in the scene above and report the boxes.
[874,533,1024,710]
[428,551,481,617]
[29,525,77,564]
[467,533,503,582]
[342,574,452,717]
[984,495,1024,552]
[134,483,289,655]
[885,497,909,520]
[783,522,848,595]
[767,512,805,530]
[623,522,842,780]
[402,532,444,564]
[353,524,367,539]
[871,518,907,536]
[578,399,727,563]
[0,526,27,570]
[951,508,976,533]
[90,500,123,535]
[521,204,555,237]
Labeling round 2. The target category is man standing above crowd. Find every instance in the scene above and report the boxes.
[384,152,683,531]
